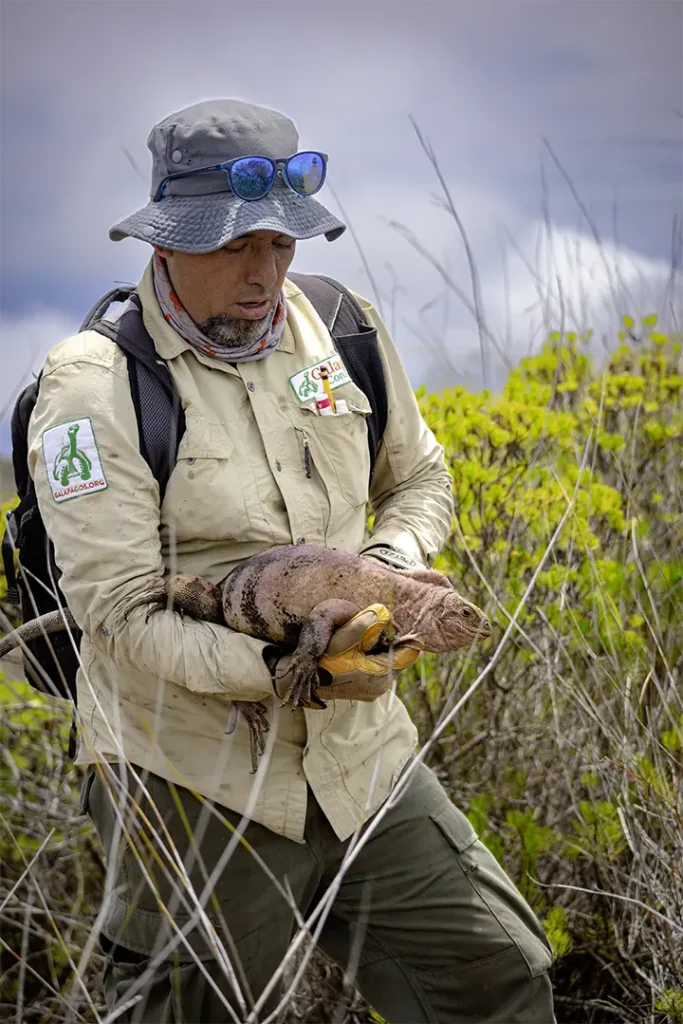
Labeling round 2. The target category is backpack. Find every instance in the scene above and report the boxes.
[1,273,388,706]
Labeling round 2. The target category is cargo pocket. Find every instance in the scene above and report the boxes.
[430,803,554,979]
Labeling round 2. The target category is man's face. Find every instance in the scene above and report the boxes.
[155,230,296,347]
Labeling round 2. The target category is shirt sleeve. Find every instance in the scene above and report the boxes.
[352,294,454,566]
[27,342,274,702]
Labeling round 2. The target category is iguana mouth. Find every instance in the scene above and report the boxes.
[361,619,421,655]
[370,635,417,655]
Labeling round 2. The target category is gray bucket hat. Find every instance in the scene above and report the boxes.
[109,99,346,252]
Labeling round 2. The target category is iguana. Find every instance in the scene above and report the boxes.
[0,544,491,769]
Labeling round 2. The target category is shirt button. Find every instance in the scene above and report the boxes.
[275,460,282,472]
[247,381,256,392]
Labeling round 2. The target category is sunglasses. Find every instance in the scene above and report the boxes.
[154,151,328,203]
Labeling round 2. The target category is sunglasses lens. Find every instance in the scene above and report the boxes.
[230,157,276,199]
[285,152,326,196]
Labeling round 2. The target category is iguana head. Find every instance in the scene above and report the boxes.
[398,590,491,652]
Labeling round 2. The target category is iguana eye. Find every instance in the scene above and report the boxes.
[461,607,472,618]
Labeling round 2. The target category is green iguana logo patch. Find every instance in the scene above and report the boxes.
[297,371,319,400]
[289,357,352,404]
[41,417,108,503]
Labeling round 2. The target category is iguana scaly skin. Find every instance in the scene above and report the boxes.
[162,544,491,706]
[0,545,491,770]
[0,609,79,659]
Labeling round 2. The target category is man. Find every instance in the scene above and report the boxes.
[28,99,555,1022]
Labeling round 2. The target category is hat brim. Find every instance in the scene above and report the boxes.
[109,189,346,251]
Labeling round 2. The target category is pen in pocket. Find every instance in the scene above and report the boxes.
[295,427,313,478]
[303,435,311,478]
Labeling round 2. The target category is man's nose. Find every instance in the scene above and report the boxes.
[244,249,279,290]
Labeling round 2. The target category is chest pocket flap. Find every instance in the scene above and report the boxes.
[176,412,234,460]
[164,413,247,541]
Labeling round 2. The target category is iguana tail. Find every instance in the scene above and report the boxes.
[0,610,79,659]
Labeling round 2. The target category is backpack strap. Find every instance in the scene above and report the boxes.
[288,273,388,476]
[10,376,42,501]
[88,294,186,503]
[79,285,139,332]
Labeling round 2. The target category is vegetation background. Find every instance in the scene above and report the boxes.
[1,308,681,1022]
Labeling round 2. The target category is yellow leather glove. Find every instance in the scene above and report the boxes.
[270,605,419,708]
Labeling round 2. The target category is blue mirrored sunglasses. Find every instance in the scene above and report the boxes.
[153,151,328,203]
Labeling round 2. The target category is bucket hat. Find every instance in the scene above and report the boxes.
[109,99,346,252]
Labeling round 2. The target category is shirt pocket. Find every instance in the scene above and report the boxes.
[300,383,372,511]
[161,413,248,542]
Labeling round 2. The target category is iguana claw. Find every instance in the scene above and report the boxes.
[227,700,270,773]
[278,650,319,710]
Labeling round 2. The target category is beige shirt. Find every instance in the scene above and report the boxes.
[28,262,453,842]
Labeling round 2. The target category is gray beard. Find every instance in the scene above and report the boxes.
[197,304,278,349]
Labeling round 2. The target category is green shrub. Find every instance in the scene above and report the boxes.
[1,318,681,1022]
[0,676,104,1021]
[402,319,682,1021]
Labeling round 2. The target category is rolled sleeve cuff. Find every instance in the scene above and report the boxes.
[360,529,431,568]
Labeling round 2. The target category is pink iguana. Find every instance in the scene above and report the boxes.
[0,544,491,768]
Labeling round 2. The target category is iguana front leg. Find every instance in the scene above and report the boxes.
[124,574,224,624]
[166,574,224,623]
[281,599,359,709]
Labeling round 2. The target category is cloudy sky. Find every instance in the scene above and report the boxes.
[1,0,681,453]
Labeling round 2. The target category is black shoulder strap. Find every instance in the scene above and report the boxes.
[288,271,368,341]
[86,290,185,503]
[288,273,388,475]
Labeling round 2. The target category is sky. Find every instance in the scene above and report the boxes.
[1,0,682,455]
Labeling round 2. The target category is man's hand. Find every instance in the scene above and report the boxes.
[266,605,419,707]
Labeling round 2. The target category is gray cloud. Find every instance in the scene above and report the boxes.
[1,0,681,431]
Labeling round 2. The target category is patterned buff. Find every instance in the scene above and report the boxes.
[152,252,287,363]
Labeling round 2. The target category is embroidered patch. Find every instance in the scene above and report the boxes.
[41,417,108,503]
[288,356,352,403]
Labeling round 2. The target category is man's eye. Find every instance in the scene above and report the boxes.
[274,240,294,250]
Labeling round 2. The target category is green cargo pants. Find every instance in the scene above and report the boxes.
[83,761,555,1023]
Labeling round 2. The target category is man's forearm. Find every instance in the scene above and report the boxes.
[95,599,275,701]
[365,465,453,567]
